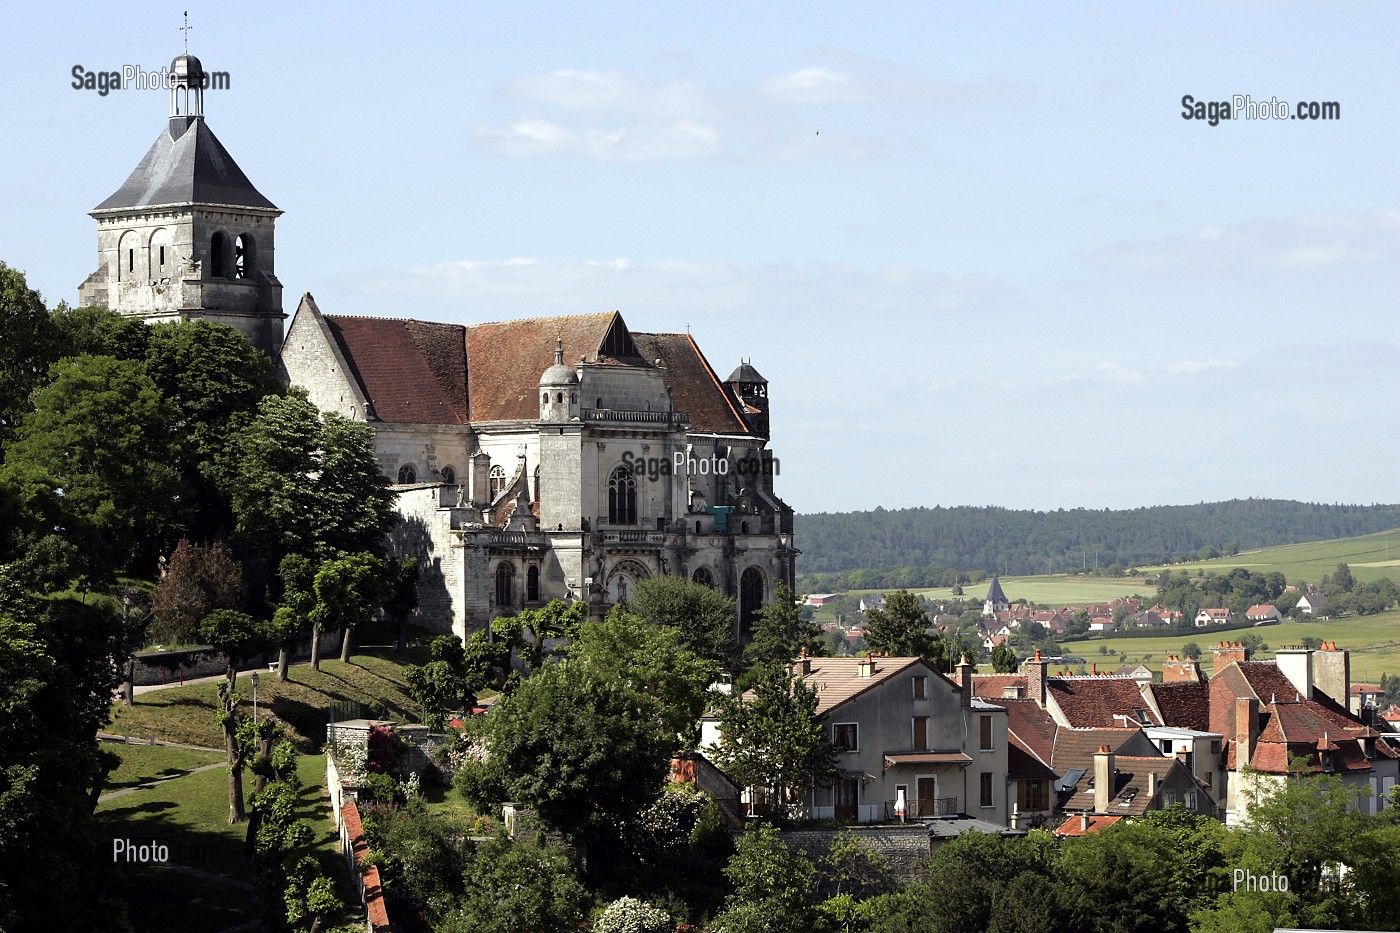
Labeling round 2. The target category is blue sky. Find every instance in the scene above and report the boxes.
[2,2,1396,514]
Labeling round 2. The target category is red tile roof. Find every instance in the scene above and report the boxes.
[324,316,469,424]
[1048,677,1161,728]
[1055,814,1123,836]
[1049,726,1154,773]
[969,674,1026,699]
[1147,682,1212,732]
[632,332,751,435]
[1001,698,1057,766]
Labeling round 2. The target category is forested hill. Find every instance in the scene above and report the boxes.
[795,500,1400,579]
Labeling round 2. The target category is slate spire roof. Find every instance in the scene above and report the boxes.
[93,117,278,212]
[985,575,1009,605]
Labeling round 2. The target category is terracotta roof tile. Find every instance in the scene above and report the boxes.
[1050,726,1154,774]
[465,312,623,422]
[1148,682,1212,732]
[631,332,751,435]
[324,316,468,424]
[970,674,1026,699]
[787,656,930,717]
[1048,677,1161,728]
[1001,698,1057,766]
[1055,814,1123,836]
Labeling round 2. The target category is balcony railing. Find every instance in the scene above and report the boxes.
[884,797,958,820]
[601,530,666,546]
[485,530,549,549]
[582,407,689,425]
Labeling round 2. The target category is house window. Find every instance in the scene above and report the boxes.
[833,723,858,751]
[1025,780,1044,811]
[980,772,994,808]
[608,466,637,524]
[912,716,929,751]
[494,562,514,608]
[980,715,994,751]
[912,676,926,700]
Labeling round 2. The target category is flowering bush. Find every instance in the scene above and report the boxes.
[331,733,369,786]
[592,897,673,933]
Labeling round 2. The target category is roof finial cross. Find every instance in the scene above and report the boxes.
[180,11,193,53]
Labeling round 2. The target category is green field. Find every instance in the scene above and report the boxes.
[912,575,1157,608]
[109,649,427,750]
[104,743,224,790]
[97,748,360,931]
[1066,609,1400,683]
[1141,528,1400,585]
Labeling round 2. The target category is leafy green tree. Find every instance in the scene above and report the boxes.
[863,590,935,658]
[744,583,823,667]
[438,835,586,933]
[199,609,274,823]
[383,555,419,652]
[631,575,738,666]
[1181,641,1202,660]
[711,662,837,818]
[0,262,58,444]
[712,822,816,933]
[405,634,493,731]
[990,644,1019,673]
[270,553,316,680]
[492,598,587,670]
[1326,563,1356,596]
[2,354,186,581]
[307,552,382,668]
[567,608,720,744]
[282,855,343,932]
[456,661,672,861]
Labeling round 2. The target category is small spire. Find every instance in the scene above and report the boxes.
[554,337,564,366]
[181,11,193,53]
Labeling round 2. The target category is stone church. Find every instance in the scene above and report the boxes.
[77,49,796,641]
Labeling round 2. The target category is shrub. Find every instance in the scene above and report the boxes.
[593,896,673,933]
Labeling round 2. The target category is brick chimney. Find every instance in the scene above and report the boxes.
[1026,648,1048,709]
[1312,642,1349,706]
[1235,696,1259,769]
[1211,641,1247,672]
[1094,745,1115,813]
[1162,655,1203,684]
[955,656,973,708]
[797,646,811,676]
[1275,647,1314,700]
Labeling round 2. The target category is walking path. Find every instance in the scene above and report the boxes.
[97,760,227,803]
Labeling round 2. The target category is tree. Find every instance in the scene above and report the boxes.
[455,661,672,862]
[863,589,935,658]
[492,598,586,670]
[438,836,586,933]
[150,538,245,644]
[404,634,497,731]
[991,644,1019,673]
[1182,642,1203,660]
[711,662,838,818]
[0,262,58,445]
[567,608,720,743]
[270,554,316,681]
[2,354,186,580]
[1326,563,1356,597]
[745,583,823,667]
[630,575,739,666]
[199,609,274,823]
[713,822,817,933]
[307,552,382,668]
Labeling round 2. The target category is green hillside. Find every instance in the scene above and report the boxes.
[1140,528,1400,586]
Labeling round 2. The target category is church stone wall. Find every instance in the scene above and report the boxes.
[390,486,463,638]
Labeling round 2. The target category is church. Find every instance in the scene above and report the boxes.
[77,49,796,641]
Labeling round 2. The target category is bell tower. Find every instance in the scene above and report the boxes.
[78,46,285,359]
[725,360,770,440]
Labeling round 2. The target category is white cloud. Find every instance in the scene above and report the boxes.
[505,70,713,120]
[1166,358,1239,376]
[474,119,577,156]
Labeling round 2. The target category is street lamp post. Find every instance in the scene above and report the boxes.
[251,671,260,726]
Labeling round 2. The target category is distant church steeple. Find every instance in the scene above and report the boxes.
[724,359,770,440]
[79,32,285,359]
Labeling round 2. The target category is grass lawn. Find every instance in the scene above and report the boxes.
[1066,609,1400,682]
[911,574,1157,608]
[109,648,428,751]
[97,748,362,932]
[103,742,225,790]
[1140,528,1400,586]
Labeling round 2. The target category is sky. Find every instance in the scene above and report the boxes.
[2,2,1397,515]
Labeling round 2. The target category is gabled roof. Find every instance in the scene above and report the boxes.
[969,674,1027,700]
[466,312,631,422]
[1048,677,1162,728]
[322,316,469,424]
[1055,814,1123,837]
[1061,755,1183,816]
[1008,739,1058,783]
[1050,726,1154,773]
[1146,682,1212,732]
[790,656,931,717]
[1001,698,1058,766]
[632,332,751,435]
[94,117,277,212]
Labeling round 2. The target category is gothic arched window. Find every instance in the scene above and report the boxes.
[533,466,541,503]
[527,565,540,602]
[440,465,456,485]
[692,567,714,588]
[489,465,506,500]
[739,567,765,638]
[210,231,228,278]
[495,562,514,608]
[608,467,637,525]
[397,463,417,484]
[234,233,255,278]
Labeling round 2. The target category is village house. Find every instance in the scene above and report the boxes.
[1194,607,1231,627]
[703,655,1011,827]
[1244,604,1282,624]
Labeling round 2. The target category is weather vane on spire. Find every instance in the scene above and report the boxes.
[180,11,193,53]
